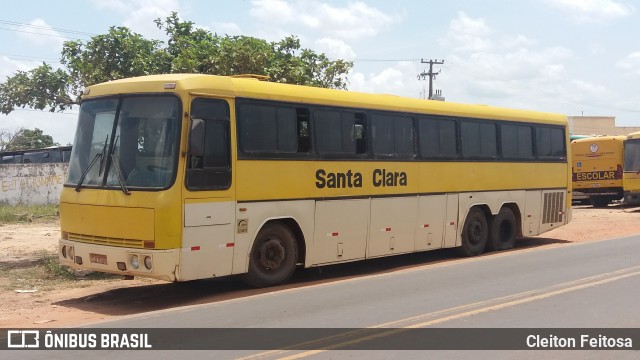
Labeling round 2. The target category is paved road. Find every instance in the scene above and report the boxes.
[6,234,640,359]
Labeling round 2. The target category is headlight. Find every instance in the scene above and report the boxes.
[131,255,139,269]
[68,246,75,262]
[144,256,152,270]
[61,245,67,259]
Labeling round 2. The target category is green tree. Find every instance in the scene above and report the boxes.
[0,64,73,114]
[0,12,353,115]
[156,12,352,88]
[61,27,172,100]
[1,128,57,151]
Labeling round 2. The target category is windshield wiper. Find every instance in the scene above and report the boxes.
[109,136,130,195]
[98,135,109,176]
[75,135,109,192]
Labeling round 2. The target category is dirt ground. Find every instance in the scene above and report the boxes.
[0,204,638,329]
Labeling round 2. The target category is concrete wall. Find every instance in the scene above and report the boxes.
[0,163,68,205]
[569,116,640,136]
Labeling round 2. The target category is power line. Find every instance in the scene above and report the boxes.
[0,52,60,63]
[0,19,96,37]
[0,26,84,40]
[348,58,421,62]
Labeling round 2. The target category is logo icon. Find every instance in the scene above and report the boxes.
[589,144,599,153]
[7,330,40,348]
[577,161,582,168]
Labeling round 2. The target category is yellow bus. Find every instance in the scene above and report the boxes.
[571,136,625,207]
[623,131,640,204]
[58,74,571,287]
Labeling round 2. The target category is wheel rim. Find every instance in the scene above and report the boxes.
[469,218,484,245]
[257,237,285,270]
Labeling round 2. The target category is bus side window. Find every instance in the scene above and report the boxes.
[187,98,231,190]
[354,113,366,155]
[461,121,498,159]
[501,124,533,159]
[371,113,414,158]
[419,117,459,158]
[296,108,311,153]
[535,126,566,159]
[314,110,363,157]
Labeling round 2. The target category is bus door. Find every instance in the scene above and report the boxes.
[180,97,236,281]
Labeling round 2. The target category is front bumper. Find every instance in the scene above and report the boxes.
[58,240,179,282]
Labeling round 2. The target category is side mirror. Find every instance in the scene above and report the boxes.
[189,118,205,157]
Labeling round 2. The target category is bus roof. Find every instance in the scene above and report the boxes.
[85,74,567,125]
[569,134,591,140]
[571,135,627,144]
[627,131,640,140]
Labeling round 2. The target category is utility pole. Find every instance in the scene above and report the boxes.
[417,59,444,100]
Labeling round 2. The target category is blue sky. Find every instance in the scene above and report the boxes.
[1,0,640,145]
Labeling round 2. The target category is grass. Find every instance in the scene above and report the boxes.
[0,204,120,292]
[0,203,59,224]
[0,251,120,292]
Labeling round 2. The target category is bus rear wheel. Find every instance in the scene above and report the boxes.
[486,207,517,251]
[457,207,488,257]
[589,196,611,208]
[244,223,298,288]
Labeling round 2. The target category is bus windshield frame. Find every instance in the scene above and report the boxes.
[624,138,640,173]
[66,94,182,192]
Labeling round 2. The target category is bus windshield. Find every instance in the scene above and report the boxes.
[624,139,640,173]
[67,95,181,190]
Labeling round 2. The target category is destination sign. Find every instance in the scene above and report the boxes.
[575,171,619,181]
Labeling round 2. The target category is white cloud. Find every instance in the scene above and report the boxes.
[0,56,41,80]
[211,22,242,36]
[251,0,295,21]
[434,11,585,113]
[543,0,633,23]
[443,12,493,52]
[92,0,183,38]
[617,52,640,76]
[438,13,572,101]
[500,35,536,49]
[249,0,399,40]
[315,37,356,59]
[570,80,608,99]
[349,62,422,98]
[17,19,65,51]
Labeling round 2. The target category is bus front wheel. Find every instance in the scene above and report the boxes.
[457,207,488,257]
[486,207,517,251]
[244,222,298,288]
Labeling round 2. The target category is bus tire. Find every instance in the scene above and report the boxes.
[486,207,517,251]
[457,207,488,257]
[589,196,610,208]
[244,222,298,288]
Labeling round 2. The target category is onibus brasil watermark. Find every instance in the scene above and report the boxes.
[6,330,151,350]
[3,328,638,350]
[527,333,633,349]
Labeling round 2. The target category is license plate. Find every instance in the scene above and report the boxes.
[89,253,108,265]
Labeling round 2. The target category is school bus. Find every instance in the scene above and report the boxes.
[623,131,640,204]
[58,74,571,287]
[571,136,625,207]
